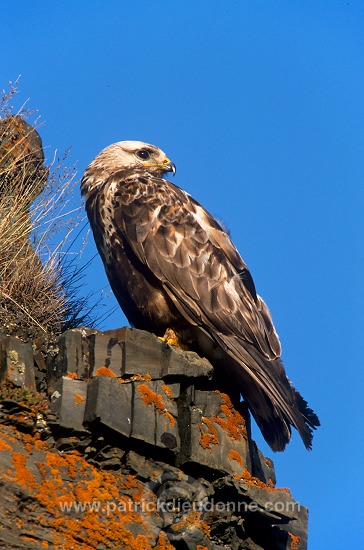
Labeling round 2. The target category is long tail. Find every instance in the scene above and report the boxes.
[213,334,320,452]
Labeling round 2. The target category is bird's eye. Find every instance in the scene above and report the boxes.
[136,149,151,160]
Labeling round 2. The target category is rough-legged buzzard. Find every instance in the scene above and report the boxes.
[81,141,319,451]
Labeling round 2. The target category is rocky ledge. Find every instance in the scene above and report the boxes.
[0,327,307,549]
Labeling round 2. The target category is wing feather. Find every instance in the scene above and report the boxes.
[113,175,280,360]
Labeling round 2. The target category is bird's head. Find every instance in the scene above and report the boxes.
[81,140,176,196]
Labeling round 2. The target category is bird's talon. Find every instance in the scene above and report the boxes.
[159,328,187,349]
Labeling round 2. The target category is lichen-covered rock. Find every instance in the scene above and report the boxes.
[46,327,96,388]
[0,423,174,550]
[0,327,308,549]
[49,376,88,430]
[179,388,250,476]
[0,334,35,389]
[84,375,133,436]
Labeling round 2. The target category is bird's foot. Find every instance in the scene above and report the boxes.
[158,328,189,350]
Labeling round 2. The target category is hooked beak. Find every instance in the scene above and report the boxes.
[143,156,176,176]
[162,156,176,176]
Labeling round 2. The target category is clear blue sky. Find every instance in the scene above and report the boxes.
[3,2,363,548]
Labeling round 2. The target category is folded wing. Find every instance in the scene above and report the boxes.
[112,174,319,451]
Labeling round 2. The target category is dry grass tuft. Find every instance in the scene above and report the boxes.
[0,79,109,341]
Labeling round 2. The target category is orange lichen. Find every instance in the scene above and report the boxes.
[198,417,219,450]
[161,384,173,398]
[236,469,290,493]
[95,366,116,377]
[22,433,35,454]
[228,449,243,466]
[34,438,49,452]
[0,423,171,549]
[11,451,36,491]
[289,533,301,550]
[212,391,246,442]
[137,383,174,427]
[130,373,152,382]
[74,393,84,404]
[67,460,78,480]
[22,536,40,545]
[154,531,174,549]
[170,510,211,538]
[66,372,78,379]
[0,437,12,451]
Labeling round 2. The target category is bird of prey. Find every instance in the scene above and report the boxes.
[81,141,319,452]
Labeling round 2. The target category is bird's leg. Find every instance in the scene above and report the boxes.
[158,328,189,349]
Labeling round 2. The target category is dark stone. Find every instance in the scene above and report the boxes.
[251,441,276,486]
[211,475,308,549]
[112,327,165,378]
[102,327,214,380]
[131,379,180,449]
[87,330,123,377]
[161,432,178,449]
[177,387,250,476]
[83,376,132,437]
[49,377,88,430]
[33,349,47,390]
[125,450,165,481]
[0,335,35,389]
[91,445,125,469]
[46,328,95,390]
[166,345,213,379]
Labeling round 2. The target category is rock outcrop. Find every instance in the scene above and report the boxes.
[0,116,61,342]
[0,115,48,201]
[0,115,98,342]
[0,327,308,549]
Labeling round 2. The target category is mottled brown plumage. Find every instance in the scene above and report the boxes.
[81,141,319,451]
